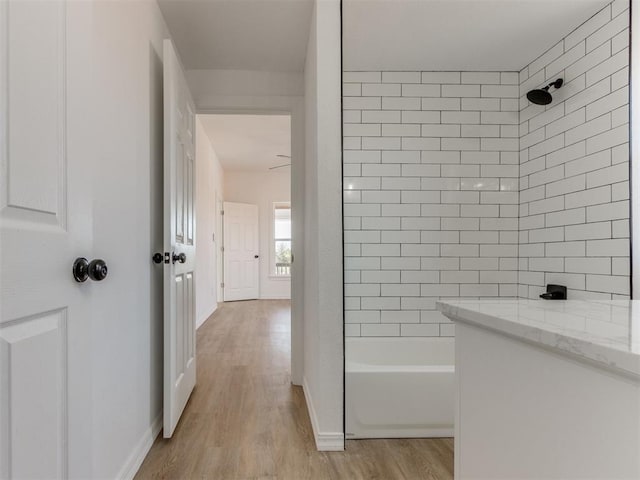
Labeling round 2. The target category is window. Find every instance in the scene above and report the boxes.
[273,203,291,276]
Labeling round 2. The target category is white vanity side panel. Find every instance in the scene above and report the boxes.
[455,322,640,479]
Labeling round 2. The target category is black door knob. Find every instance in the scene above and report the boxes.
[73,257,108,282]
[172,252,186,264]
[73,257,89,282]
[152,252,163,264]
[254,255,259,259]
[88,259,108,281]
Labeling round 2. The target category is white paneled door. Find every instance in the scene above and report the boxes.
[0,1,93,478]
[163,39,196,438]
[223,202,259,301]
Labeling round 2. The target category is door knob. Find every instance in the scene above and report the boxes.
[88,259,108,281]
[152,252,163,264]
[73,257,89,282]
[73,258,108,282]
[172,252,186,264]
[254,255,259,259]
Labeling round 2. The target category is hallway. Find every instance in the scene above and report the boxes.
[135,300,453,479]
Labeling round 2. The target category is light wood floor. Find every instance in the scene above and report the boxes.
[135,300,454,480]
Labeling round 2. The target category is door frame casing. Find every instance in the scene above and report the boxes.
[216,193,224,302]
[631,0,639,300]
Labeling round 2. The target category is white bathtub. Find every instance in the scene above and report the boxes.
[345,337,455,439]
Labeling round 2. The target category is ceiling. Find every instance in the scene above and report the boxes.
[158,0,611,73]
[199,114,291,172]
[157,0,314,72]
[343,0,611,71]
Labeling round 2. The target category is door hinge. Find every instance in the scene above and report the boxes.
[221,210,224,215]
[221,246,224,252]
[221,282,225,288]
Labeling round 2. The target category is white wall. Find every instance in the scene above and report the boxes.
[187,69,304,106]
[195,117,225,328]
[342,70,520,338]
[187,69,304,117]
[224,171,291,299]
[91,1,167,477]
[303,0,344,451]
[518,0,630,300]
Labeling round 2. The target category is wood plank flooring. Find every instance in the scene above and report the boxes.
[135,300,454,480]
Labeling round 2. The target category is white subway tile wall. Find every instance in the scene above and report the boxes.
[343,0,630,337]
[343,70,520,337]
[518,0,630,300]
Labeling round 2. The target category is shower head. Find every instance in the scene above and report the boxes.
[527,88,553,105]
[526,78,563,106]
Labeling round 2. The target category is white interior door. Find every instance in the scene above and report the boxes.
[163,39,196,438]
[216,194,224,301]
[223,202,259,301]
[0,1,93,477]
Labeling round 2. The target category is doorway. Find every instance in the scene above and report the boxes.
[196,113,292,310]
[194,105,304,388]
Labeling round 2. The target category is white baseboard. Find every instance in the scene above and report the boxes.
[302,376,344,451]
[196,303,218,330]
[116,413,162,480]
[259,295,291,300]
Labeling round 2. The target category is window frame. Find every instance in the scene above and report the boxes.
[271,201,292,278]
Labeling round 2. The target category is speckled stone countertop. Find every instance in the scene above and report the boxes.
[437,299,640,378]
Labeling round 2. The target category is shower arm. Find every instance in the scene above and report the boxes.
[546,79,564,90]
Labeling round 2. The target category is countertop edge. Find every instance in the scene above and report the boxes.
[436,301,640,379]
